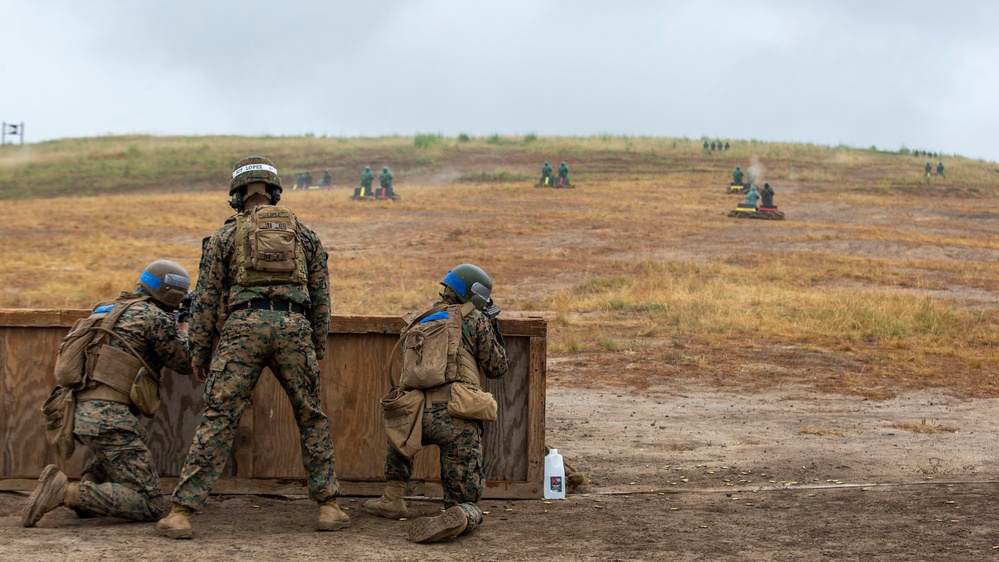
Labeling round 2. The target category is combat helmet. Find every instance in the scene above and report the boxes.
[137,260,191,309]
[440,264,492,309]
[229,156,282,210]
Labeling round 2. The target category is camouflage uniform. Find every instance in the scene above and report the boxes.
[383,301,508,535]
[75,293,192,521]
[171,209,339,510]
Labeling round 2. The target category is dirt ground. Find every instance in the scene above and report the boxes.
[3,377,999,561]
[3,163,999,560]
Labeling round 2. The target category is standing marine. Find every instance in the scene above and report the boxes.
[360,165,375,195]
[936,161,945,177]
[365,264,509,543]
[744,184,761,208]
[23,261,193,527]
[557,161,569,185]
[379,166,394,190]
[925,161,932,176]
[760,183,775,208]
[540,161,553,185]
[157,156,347,539]
[732,166,744,185]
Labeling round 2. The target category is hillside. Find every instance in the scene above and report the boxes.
[1,135,997,399]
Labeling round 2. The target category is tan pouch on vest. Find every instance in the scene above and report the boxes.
[447,382,498,422]
[381,387,425,458]
[91,344,141,396]
[129,368,162,418]
[42,386,77,459]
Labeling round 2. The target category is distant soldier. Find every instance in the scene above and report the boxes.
[925,162,932,177]
[320,170,332,187]
[724,142,730,151]
[733,166,744,185]
[360,166,374,195]
[710,141,716,151]
[936,161,945,177]
[304,171,313,188]
[295,173,306,190]
[379,166,394,197]
[760,183,776,208]
[540,161,553,185]
[558,162,570,186]
[744,185,761,208]
[22,261,193,528]
[703,141,709,150]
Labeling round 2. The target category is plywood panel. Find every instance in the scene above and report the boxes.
[0,310,547,499]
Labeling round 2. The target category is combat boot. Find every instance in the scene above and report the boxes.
[317,499,350,531]
[157,504,194,539]
[22,464,69,527]
[363,480,407,519]
[407,505,468,543]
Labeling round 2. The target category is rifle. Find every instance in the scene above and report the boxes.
[173,290,195,323]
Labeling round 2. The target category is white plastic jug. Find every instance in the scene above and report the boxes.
[544,448,566,499]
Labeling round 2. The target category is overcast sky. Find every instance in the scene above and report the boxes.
[5,1,998,161]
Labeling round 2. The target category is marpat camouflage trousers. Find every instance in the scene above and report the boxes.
[385,403,485,533]
[73,400,169,521]
[172,309,340,510]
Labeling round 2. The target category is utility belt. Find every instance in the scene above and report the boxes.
[76,382,132,405]
[231,298,306,315]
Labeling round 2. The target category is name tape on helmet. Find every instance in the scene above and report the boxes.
[232,163,278,179]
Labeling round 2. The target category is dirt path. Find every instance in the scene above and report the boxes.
[4,378,999,561]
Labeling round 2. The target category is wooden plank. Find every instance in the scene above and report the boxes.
[143,369,205,477]
[0,310,547,336]
[526,336,548,486]
[482,337,530,481]
[250,367,306,479]
[1,477,540,499]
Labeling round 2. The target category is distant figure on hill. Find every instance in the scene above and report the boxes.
[703,141,709,150]
[724,142,730,151]
[304,171,313,188]
[360,166,374,193]
[710,141,716,151]
[319,170,332,187]
[379,166,394,197]
[925,162,932,177]
[295,172,306,190]
[744,185,760,208]
[558,161,570,186]
[733,166,744,185]
[760,183,776,208]
[936,161,945,177]
[540,161,553,186]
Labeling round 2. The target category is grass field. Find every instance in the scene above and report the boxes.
[1,134,996,397]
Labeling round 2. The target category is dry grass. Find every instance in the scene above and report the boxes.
[1,135,997,397]
[888,422,959,434]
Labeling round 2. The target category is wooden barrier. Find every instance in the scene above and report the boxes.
[0,310,547,499]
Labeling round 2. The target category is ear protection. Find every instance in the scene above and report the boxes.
[228,186,281,211]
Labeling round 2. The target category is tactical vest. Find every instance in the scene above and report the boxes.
[398,302,481,391]
[234,205,308,287]
[55,297,147,389]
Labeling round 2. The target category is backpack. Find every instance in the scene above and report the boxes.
[398,302,478,390]
[53,297,146,388]
[234,205,308,287]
